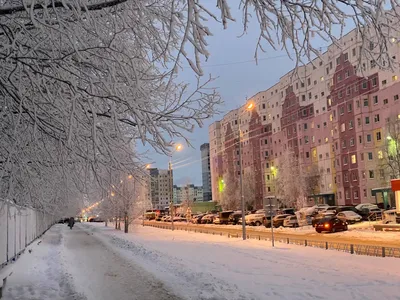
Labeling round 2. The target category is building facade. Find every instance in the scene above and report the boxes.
[200,143,212,201]
[173,184,203,203]
[210,29,400,209]
[147,168,173,210]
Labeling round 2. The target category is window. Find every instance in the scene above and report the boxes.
[367,134,372,142]
[344,53,349,62]
[357,118,361,126]
[349,120,354,129]
[264,139,268,144]
[354,191,359,199]
[393,75,398,81]
[362,171,366,179]
[343,156,348,165]
[395,94,399,101]
[378,151,383,159]
[342,140,346,148]
[361,153,364,161]
[356,100,360,108]
[336,56,341,65]
[368,152,373,160]
[369,41,374,50]
[307,78,311,86]
[266,162,270,168]
[323,122,327,128]
[265,151,269,157]
[309,92,312,99]
[382,79,387,85]
[326,67,329,75]
[337,74,342,81]
[379,169,385,179]
[374,114,380,123]
[351,154,356,164]
[369,170,375,179]
[345,70,350,78]
[384,98,388,105]
[363,99,369,106]
[262,103,266,109]
[306,152,310,158]
[370,60,376,68]
[304,136,309,144]
[365,116,370,124]
[348,103,352,112]
[339,106,344,115]
[346,86,351,95]
[302,95,306,102]
[376,131,382,141]
[344,173,349,182]
[373,96,378,104]
[350,137,355,146]
[341,123,346,132]
[359,135,362,144]
[301,82,305,88]
[338,91,343,98]
[372,77,377,86]
[352,48,356,56]
[362,81,367,89]
[304,123,308,130]
[320,76,324,82]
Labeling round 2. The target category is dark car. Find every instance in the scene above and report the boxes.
[396,213,400,224]
[315,217,348,233]
[358,207,383,221]
[229,211,243,225]
[215,211,234,225]
[279,208,295,215]
[272,214,291,228]
[191,214,205,224]
[263,216,273,228]
[312,212,336,227]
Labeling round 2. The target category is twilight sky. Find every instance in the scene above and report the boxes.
[138,5,311,186]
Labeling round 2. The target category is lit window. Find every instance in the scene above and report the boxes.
[393,75,398,81]
[378,151,383,159]
[351,155,356,164]
[320,76,324,81]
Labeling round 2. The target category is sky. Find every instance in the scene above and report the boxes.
[138,4,310,186]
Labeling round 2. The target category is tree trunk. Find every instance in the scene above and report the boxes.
[124,211,128,233]
[115,217,118,229]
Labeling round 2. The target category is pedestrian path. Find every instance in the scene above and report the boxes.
[3,224,180,300]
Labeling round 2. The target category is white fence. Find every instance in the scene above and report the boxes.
[0,201,56,268]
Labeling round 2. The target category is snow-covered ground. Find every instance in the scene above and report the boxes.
[85,223,400,300]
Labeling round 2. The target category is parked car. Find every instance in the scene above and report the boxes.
[263,216,273,228]
[229,211,243,225]
[155,215,164,222]
[382,209,400,224]
[161,215,171,222]
[355,203,378,211]
[173,216,186,222]
[336,206,359,214]
[245,213,266,226]
[358,207,383,221]
[315,217,348,233]
[336,211,362,224]
[191,214,205,224]
[283,215,299,227]
[272,214,292,228]
[214,211,234,225]
[320,206,338,214]
[201,214,216,224]
[279,208,295,215]
[312,212,336,227]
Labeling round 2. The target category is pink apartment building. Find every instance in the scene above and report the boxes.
[209,29,400,209]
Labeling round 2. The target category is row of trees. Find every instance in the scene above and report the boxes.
[1,0,399,216]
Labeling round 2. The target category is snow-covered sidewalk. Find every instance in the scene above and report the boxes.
[3,224,180,300]
[85,223,400,300]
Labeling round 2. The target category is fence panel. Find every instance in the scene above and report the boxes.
[0,201,55,268]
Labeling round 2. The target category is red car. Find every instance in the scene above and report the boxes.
[315,217,348,233]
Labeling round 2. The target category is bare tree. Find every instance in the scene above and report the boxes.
[301,164,324,205]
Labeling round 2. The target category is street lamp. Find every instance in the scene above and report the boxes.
[238,102,254,240]
[169,143,183,231]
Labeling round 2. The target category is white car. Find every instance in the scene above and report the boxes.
[336,211,362,224]
[283,215,299,227]
[245,213,265,226]
[355,203,377,211]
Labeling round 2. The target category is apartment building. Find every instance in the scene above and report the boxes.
[200,143,212,201]
[147,168,173,210]
[210,29,400,209]
[173,184,204,203]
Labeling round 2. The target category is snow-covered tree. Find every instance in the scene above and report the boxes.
[219,170,240,210]
[381,115,400,180]
[243,170,256,211]
[2,0,399,214]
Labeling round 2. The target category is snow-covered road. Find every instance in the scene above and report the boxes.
[3,224,180,300]
[84,223,400,300]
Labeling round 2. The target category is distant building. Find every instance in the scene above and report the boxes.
[200,143,212,201]
[173,184,203,203]
[147,168,173,210]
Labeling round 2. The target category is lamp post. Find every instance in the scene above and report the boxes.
[169,144,183,231]
[238,102,254,240]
